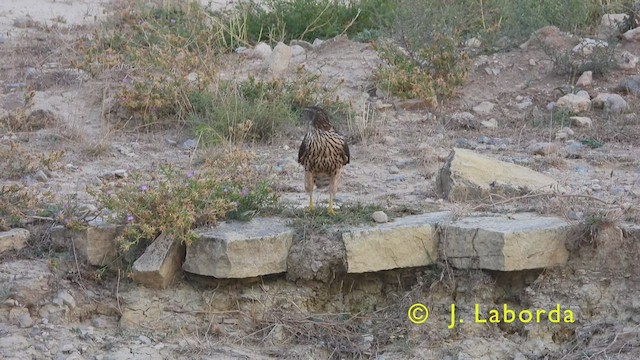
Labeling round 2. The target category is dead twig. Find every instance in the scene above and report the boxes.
[472,192,610,212]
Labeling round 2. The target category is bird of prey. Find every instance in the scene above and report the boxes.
[297,106,350,215]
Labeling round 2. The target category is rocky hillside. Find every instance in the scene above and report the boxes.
[1,1,640,359]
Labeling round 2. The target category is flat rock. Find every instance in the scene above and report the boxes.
[131,233,185,289]
[618,51,639,70]
[51,223,124,266]
[576,71,592,87]
[254,42,271,59]
[183,218,293,278]
[570,116,592,127]
[622,26,640,42]
[440,213,579,271]
[0,260,53,306]
[342,212,451,273]
[556,91,591,113]
[592,93,627,113]
[527,142,559,156]
[0,228,29,253]
[472,101,496,115]
[436,148,558,201]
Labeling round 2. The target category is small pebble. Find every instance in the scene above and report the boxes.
[55,290,76,309]
[371,211,388,223]
[138,335,152,345]
[386,175,406,182]
[60,343,75,353]
[180,139,197,150]
[18,314,33,328]
[114,169,127,178]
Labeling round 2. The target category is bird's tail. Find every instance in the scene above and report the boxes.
[314,174,331,189]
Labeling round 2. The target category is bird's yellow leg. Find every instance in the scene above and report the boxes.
[327,195,336,216]
[308,192,314,211]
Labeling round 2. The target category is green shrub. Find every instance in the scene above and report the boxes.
[539,37,618,78]
[373,0,627,103]
[384,0,627,52]
[226,0,395,45]
[374,39,469,104]
[189,71,348,145]
[80,1,222,128]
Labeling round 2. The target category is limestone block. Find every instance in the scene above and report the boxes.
[440,213,577,271]
[342,212,451,273]
[131,234,185,289]
[51,223,123,266]
[436,148,558,201]
[183,218,293,278]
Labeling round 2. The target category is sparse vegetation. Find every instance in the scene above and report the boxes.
[190,71,345,145]
[0,184,52,231]
[0,141,64,180]
[89,148,278,254]
[79,0,350,142]
[373,39,469,105]
[580,137,605,148]
[539,36,619,78]
[0,91,57,132]
[225,0,395,45]
[373,0,473,104]
[46,194,95,231]
[290,203,385,229]
[373,0,630,103]
[79,1,221,128]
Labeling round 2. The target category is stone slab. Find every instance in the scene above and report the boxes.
[342,212,451,273]
[51,223,123,266]
[436,148,558,201]
[131,233,185,289]
[182,217,293,278]
[440,213,576,271]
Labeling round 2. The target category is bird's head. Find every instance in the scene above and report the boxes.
[300,106,333,131]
